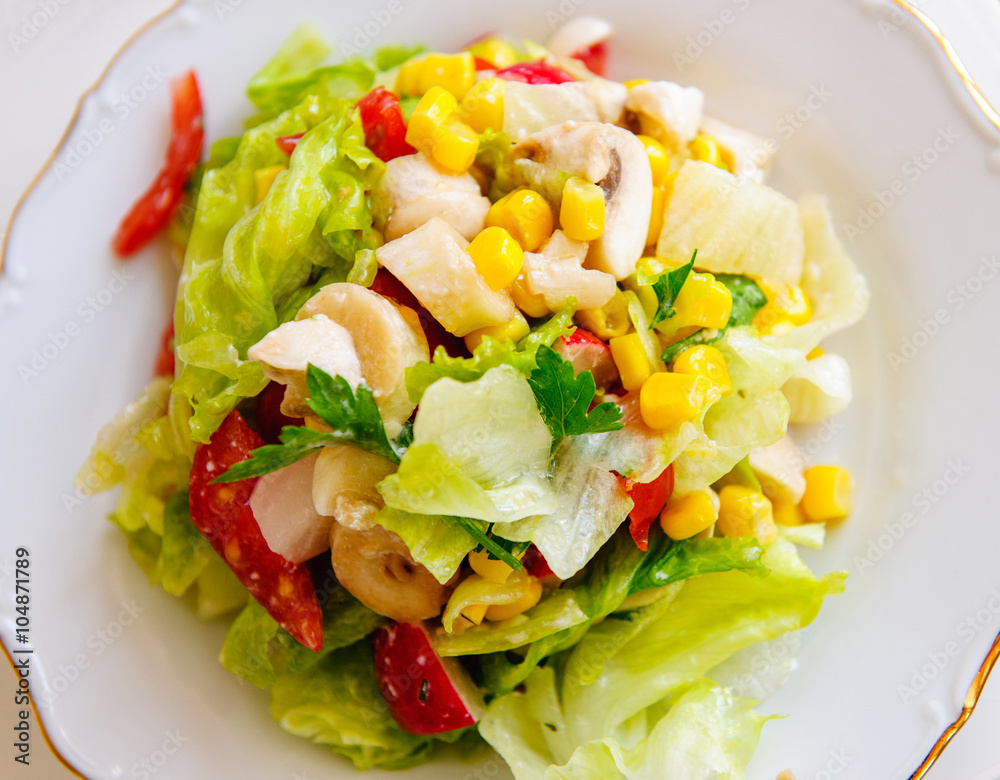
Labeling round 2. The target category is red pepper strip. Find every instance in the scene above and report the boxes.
[571,42,608,77]
[357,87,416,163]
[189,411,323,651]
[370,269,469,358]
[521,544,554,578]
[113,70,204,257]
[495,61,575,85]
[275,132,304,155]
[153,321,175,377]
[474,57,497,71]
[620,464,675,551]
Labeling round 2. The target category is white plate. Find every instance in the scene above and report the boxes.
[2,1,999,778]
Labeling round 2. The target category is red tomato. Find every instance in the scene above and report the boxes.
[188,411,323,651]
[521,544,554,579]
[473,57,497,71]
[113,70,204,257]
[622,464,675,551]
[370,269,469,358]
[357,87,416,162]
[495,61,575,85]
[275,132,304,155]
[153,321,175,377]
[571,42,608,77]
[255,381,303,443]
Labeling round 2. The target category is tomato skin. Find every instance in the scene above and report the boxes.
[357,87,416,162]
[113,70,204,257]
[188,411,323,651]
[153,321,175,377]
[495,61,576,84]
[370,269,469,358]
[621,464,675,551]
[571,42,608,76]
[521,544,554,579]
[275,132,304,155]
[255,381,303,443]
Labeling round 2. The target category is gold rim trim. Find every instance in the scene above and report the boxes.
[1,1,1000,777]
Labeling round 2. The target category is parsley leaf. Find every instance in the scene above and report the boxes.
[649,250,697,328]
[455,519,525,571]
[659,273,767,363]
[528,345,624,439]
[213,364,402,483]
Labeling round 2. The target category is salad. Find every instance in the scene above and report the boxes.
[80,15,870,779]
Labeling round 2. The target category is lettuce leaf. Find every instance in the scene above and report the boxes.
[158,491,212,596]
[782,351,852,423]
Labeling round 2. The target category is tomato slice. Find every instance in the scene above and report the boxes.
[622,464,675,551]
[275,132,304,155]
[188,411,323,651]
[357,87,416,163]
[153,321,175,377]
[571,42,608,77]
[495,61,575,85]
[113,70,204,257]
[370,269,469,358]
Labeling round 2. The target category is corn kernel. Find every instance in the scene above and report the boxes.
[624,78,650,89]
[637,134,671,186]
[467,226,524,290]
[610,334,653,391]
[717,486,777,545]
[511,277,550,318]
[772,499,808,527]
[801,466,852,523]
[646,185,667,247]
[754,284,812,333]
[406,86,458,145]
[689,134,728,170]
[395,56,426,96]
[431,119,480,173]
[458,77,505,133]
[486,578,543,622]
[657,273,733,336]
[467,37,519,70]
[254,165,286,206]
[464,312,530,351]
[807,346,824,360]
[418,52,476,99]
[576,290,631,339]
[672,345,732,397]
[560,177,605,241]
[486,190,554,252]
[459,602,489,626]
[639,371,712,430]
[468,549,515,584]
[660,491,718,540]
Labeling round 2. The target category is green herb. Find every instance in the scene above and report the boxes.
[214,364,402,483]
[649,251,696,328]
[660,273,767,362]
[455,519,525,571]
[712,455,762,494]
[527,345,624,439]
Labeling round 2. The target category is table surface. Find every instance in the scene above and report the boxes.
[2,1,999,778]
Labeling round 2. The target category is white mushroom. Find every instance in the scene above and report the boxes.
[514,121,652,279]
[312,445,398,530]
[521,230,617,311]
[502,80,627,141]
[748,435,806,504]
[701,115,774,183]
[626,81,704,152]
[250,453,331,563]
[375,152,490,241]
[375,216,517,336]
[247,315,363,418]
[545,16,612,58]
[296,283,429,438]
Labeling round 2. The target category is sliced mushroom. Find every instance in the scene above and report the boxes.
[521,230,617,311]
[545,16,612,58]
[514,121,652,279]
[701,115,773,183]
[312,445,398,530]
[375,216,517,336]
[247,315,363,418]
[502,80,627,141]
[375,152,490,241]
[626,80,704,152]
[748,435,806,504]
[330,523,450,622]
[250,453,332,563]
[297,283,429,438]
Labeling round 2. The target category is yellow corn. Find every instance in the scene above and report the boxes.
[772,499,808,527]
[468,549,514,584]
[459,602,489,626]
[560,177,605,241]
[754,284,812,333]
[485,190,554,252]
[464,312,530,351]
[689,134,729,171]
[807,346,824,360]
[660,491,717,540]
[417,52,476,99]
[395,56,426,96]
[672,345,732,397]
[646,185,667,247]
[485,577,543,621]
[637,134,671,186]
[609,334,654,391]
[458,77,505,133]
[576,290,631,339]
[407,86,457,143]
[639,371,712,430]
[434,119,481,173]
[801,466,853,523]
[511,277,551,318]
[466,37,519,70]
[624,78,650,89]
[717,486,777,545]
[254,165,286,206]
[406,88,479,173]
[467,226,524,290]
[658,273,733,334]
